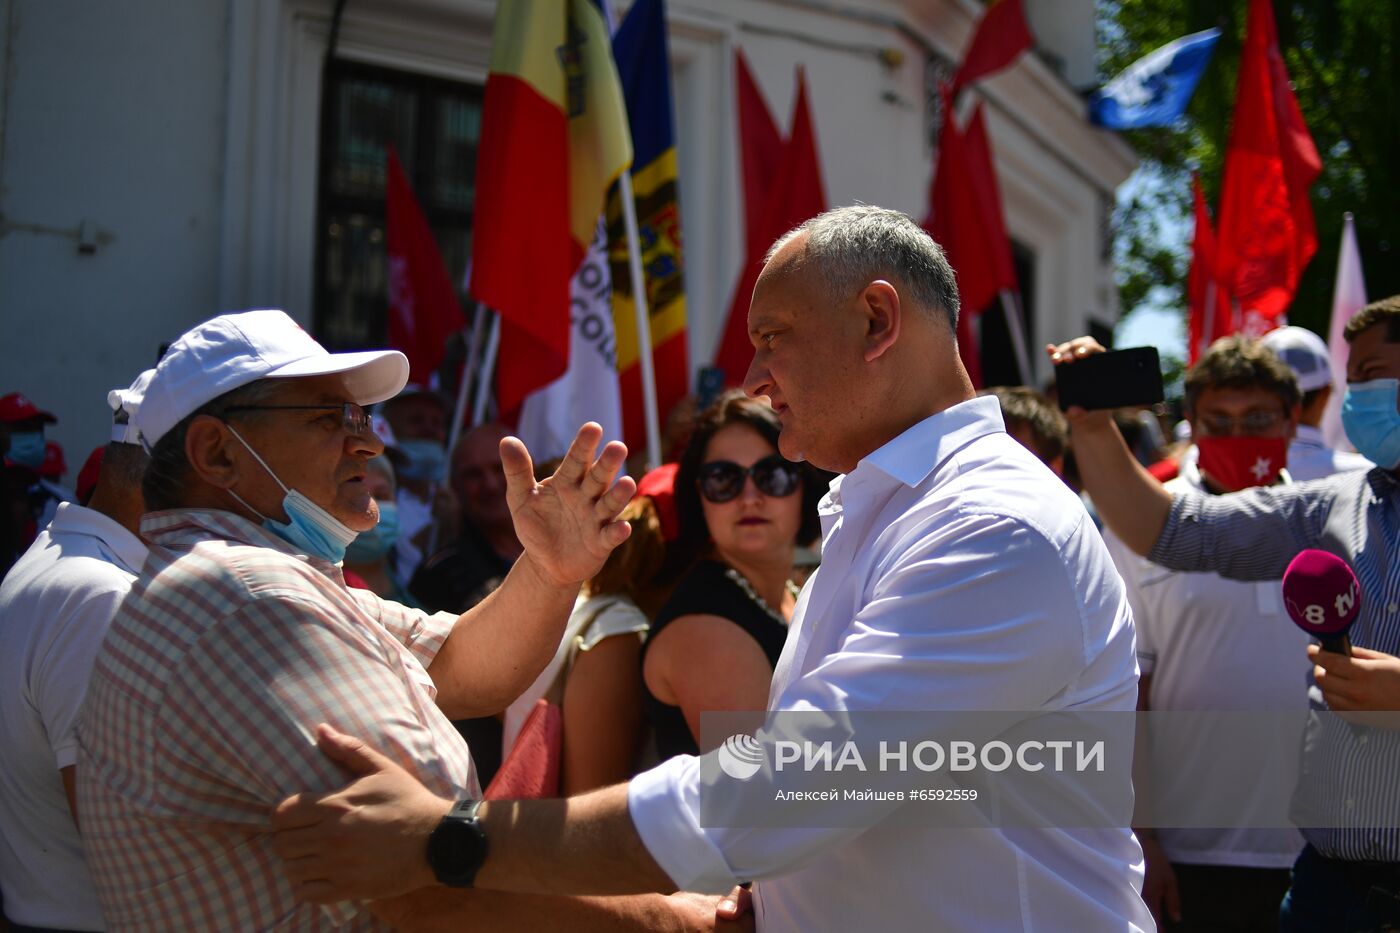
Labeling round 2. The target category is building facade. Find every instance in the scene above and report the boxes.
[0,0,1135,460]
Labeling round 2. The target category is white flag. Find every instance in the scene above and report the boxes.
[517,220,625,461]
[1321,213,1367,451]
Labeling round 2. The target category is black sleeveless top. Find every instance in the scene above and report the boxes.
[641,560,790,759]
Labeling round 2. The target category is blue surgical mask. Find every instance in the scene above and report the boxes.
[6,430,45,470]
[345,501,400,564]
[224,425,360,564]
[396,438,447,483]
[1342,378,1400,470]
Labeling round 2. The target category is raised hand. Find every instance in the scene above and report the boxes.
[500,423,635,587]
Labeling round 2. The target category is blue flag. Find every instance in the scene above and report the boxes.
[1090,28,1221,130]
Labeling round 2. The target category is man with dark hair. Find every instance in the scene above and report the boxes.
[1052,294,1400,929]
[983,385,1069,477]
[1103,336,1309,930]
[0,371,151,931]
[75,311,729,931]
[268,207,1151,931]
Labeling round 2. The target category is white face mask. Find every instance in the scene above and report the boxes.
[224,424,360,564]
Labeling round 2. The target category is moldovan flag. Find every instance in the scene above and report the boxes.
[1215,0,1321,330]
[385,147,464,385]
[713,66,827,386]
[606,0,689,454]
[1187,174,1234,364]
[472,0,632,415]
[949,0,1034,99]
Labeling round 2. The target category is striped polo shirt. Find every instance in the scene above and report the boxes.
[76,509,478,930]
[1150,467,1400,861]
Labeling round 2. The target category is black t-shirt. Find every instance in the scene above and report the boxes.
[641,560,789,759]
[408,521,515,614]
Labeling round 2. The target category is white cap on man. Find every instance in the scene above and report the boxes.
[135,310,409,449]
[1260,326,1333,393]
[108,369,156,445]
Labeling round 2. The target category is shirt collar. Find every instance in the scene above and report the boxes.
[857,395,1006,489]
[48,501,147,575]
[1293,424,1326,449]
[141,507,342,573]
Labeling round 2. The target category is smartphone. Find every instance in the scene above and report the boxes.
[1055,346,1164,411]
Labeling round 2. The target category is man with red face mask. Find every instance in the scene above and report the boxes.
[1101,336,1307,931]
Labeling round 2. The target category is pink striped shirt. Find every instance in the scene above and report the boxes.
[77,509,479,931]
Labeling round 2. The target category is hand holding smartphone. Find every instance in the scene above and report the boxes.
[1053,346,1165,412]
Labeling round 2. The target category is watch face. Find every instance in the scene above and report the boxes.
[428,813,487,887]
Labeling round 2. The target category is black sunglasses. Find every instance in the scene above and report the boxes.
[698,455,801,503]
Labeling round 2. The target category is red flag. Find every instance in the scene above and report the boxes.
[925,89,1018,387]
[950,0,1034,98]
[963,105,1018,300]
[713,67,828,386]
[1186,175,1234,364]
[735,49,786,261]
[1215,0,1321,326]
[385,147,464,385]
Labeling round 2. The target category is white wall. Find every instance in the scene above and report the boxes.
[0,0,230,465]
[0,0,1134,469]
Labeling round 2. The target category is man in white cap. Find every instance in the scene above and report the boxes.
[73,310,727,931]
[1260,325,1373,481]
[0,370,152,931]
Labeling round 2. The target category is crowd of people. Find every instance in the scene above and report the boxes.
[1,205,1398,931]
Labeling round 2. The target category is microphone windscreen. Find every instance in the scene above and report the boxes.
[1282,549,1362,637]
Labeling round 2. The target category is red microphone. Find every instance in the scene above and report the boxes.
[1282,549,1363,656]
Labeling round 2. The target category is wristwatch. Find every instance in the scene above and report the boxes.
[426,800,489,888]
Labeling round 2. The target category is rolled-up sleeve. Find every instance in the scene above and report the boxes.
[1148,478,1336,582]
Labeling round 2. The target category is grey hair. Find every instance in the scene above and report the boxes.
[765,205,961,331]
[141,378,283,511]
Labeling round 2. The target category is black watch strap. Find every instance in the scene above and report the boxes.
[427,799,488,888]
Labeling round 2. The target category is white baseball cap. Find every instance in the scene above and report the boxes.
[1260,326,1333,393]
[108,368,156,444]
[136,309,409,447]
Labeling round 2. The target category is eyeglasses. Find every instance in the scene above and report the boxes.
[698,455,801,503]
[223,402,372,436]
[1196,409,1286,438]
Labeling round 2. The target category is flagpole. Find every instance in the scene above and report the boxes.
[997,289,1033,386]
[429,304,489,557]
[473,313,502,428]
[619,170,664,469]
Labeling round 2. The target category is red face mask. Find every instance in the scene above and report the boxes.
[1195,436,1288,491]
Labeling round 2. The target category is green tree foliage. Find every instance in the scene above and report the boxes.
[1101,0,1399,336]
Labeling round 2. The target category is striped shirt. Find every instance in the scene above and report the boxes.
[76,509,479,931]
[1149,467,1400,861]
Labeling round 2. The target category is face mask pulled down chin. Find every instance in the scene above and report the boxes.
[1195,435,1288,492]
[1342,378,1400,470]
[224,425,360,564]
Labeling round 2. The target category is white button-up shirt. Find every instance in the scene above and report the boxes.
[0,502,147,929]
[629,397,1151,932]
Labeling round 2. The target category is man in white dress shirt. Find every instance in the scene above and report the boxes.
[269,206,1152,932]
[0,371,152,931]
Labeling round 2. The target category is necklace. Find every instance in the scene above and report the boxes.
[724,566,800,625]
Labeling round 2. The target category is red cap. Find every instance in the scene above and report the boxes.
[0,392,57,424]
[40,441,67,479]
[75,445,105,505]
[638,462,680,542]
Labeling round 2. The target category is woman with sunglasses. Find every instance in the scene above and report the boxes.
[641,390,822,758]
